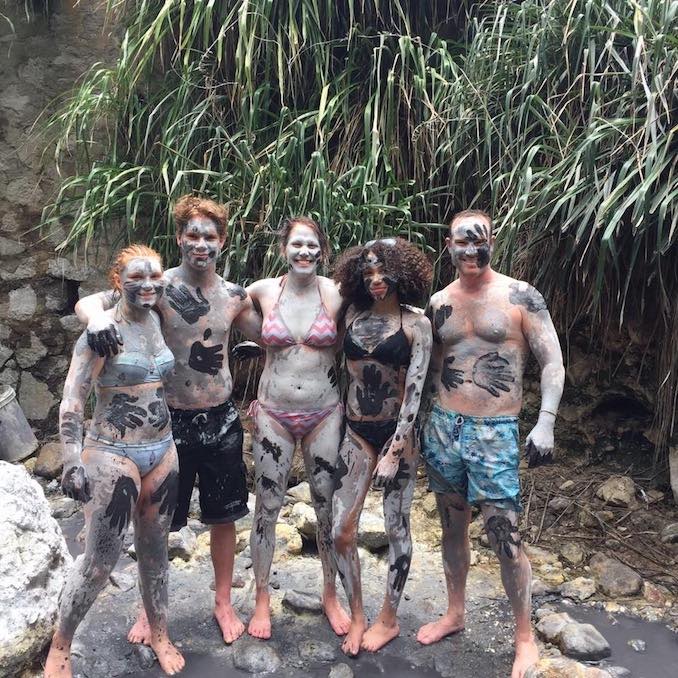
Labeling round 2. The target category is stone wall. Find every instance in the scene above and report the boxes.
[0,2,115,439]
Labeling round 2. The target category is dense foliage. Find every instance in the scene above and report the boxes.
[43,0,677,452]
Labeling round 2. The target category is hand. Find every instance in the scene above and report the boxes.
[61,464,91,503]
[525,422,554,468]
[86,317,123,357]
[231,341,264,361]
[372,454,401,489]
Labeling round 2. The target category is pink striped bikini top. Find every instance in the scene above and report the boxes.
[261,277,337,348]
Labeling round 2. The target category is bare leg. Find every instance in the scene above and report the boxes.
[45,449,140,678]
[134,444,184,675]
[362,436,417,652]
[481,504,538,678]
[416,493,471,645]
[331,429,376,656]
[211,522,244,643]
[248,408,295,639]
[302,405,350,636]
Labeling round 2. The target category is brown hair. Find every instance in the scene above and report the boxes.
[449,209,493,235]
[279,216,330,263]
[174,194,228,240]
[333,238,432,310]
[108,244,163,292]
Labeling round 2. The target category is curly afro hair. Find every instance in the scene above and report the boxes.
[333,238,432,310]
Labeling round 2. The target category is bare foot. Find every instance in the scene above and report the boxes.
[150,636,185,676]
[214,602,245,644]
[341,619,367,657]
[322,595,351,636]
[127,608,151,645]
[511,636,539,678]
[360,619,399,652]
[44,640,72,678]
[416,612,465,645]
[247,593,271,639]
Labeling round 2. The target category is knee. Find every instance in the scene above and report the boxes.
[484,514,522,562]
[384,513,409,544]
[332,518,357,554]
[79,554,115,587]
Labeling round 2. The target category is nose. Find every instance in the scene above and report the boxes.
[465,244,478,257]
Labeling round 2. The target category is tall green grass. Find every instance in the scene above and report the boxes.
[42,0,677,457]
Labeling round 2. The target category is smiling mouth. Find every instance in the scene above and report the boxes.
[371,285,387,295]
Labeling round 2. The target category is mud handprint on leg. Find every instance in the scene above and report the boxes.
[390,553,411,592]
[150,470,179,517]
[105,475,139,534]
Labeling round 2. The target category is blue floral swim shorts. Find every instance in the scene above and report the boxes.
[421,403,521,511]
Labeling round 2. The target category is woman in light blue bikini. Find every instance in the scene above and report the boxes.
[45,245,184,678]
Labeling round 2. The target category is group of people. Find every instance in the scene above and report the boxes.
[44,195,565,678]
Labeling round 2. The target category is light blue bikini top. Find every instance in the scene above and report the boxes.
[98,346,175,387]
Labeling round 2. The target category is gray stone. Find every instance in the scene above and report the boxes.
[358,510,388,551]
[15,332,48,369]
[627,638,645,652]
[47,256,95,282]
[589,553,642,597]
[168,526,197,561]
[0,261,37,282]
[536,612,575,643]
[0,236,26,256]
[525,657,612,677]
[289,502,318,538]
[298,639,337,663]
[595,476,635,507]
[0,367,18,389]
[59,314,83,337]
[282,589,323,614]
[286,481,312,504]
[134,643,156,669]
[559,577,596,602]
[548,496,573,514]
[8,286,37,320]
[660,522,678,544]
[109,571,136,592]
[0,344,13,369]
[329,663,354,678]
[51,497,78,520]
[0,462,72,676]
[558,622,611,661]
[560,542,585,566]
[18,373,56,420]
[605,668,631,678]
[233,641,282,674]
[559,480,575,491]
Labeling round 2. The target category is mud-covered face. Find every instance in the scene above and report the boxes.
[446,216,493,274]
[362,251,397,302]
[120,257,165,309]
[177,217,223,270]
[283,223,321,275]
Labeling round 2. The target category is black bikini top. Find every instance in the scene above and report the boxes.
[344,308,411,369]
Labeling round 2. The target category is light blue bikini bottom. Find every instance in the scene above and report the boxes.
[84,433,173,477]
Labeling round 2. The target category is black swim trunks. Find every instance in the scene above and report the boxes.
[169,399,249,530]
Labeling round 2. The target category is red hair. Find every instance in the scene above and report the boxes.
[108,244,163,292]
[174,194,228,239]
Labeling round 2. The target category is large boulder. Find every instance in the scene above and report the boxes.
[589,553,642,597]
[0,462,72,676]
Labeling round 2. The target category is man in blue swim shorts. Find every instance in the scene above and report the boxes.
[416,210,565,678]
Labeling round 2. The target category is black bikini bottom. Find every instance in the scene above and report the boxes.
[346,418,398,451]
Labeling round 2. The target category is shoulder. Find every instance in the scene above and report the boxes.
[221,278,248,302]
[318,275,342,305]
[502,276,548,313]
[247,276,280,298]
[405,307,431,332]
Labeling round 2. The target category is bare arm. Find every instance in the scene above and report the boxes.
[233,292,263,342]
[74,289,122,357]
[521,287,565,466]
[421,302,443,414]
[373,314,433,486]
[59,332,104,501]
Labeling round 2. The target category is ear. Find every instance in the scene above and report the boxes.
[176,230,183,247]
[445,236,452,249]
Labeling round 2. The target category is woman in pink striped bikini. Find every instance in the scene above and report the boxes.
[245,217,350,640]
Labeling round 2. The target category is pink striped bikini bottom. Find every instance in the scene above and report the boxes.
[248,400,342,440]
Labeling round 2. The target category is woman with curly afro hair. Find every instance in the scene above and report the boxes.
[331,237,433,656]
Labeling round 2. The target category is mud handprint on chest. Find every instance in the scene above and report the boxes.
[472,351,515,397]
[166,283,210,324]
[356,364,396,416]
[188,328,224,375]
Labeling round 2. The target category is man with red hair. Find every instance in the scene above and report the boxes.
[76,195,261,645]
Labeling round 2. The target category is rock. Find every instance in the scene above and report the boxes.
[50,497,78,520]
[468,515,485,539]
[524,544,559,567]
[422,491,438,517]
[0,236,26,256]
[532,578,549,597]
[0,344,13,369]
[589,553,642,597]
[560,542,585,566]
[168,526,197,561]
[595,476,635,507]
[47,257,95,282]
[18,373,56,421]
[59,314,83,337]
[134,643,156,669]
[0,462,72,675]
[605,668,631,678]
[8,286,37,320]
[233,641,282,673]
[536,612,575,643]
[289,502,318,539]
[298,639,336,662]
[34,442,63,479]
[627,638,645,652]
[548,497,572,514]
[109,571,136,592]
[559,622,611,661]
[358,510,388,551]
[642,581,669,606]
[286,481,312,504]
[276,523,303,556]
[282,589,323,614]
[15,332,47,369]
[525,657,612,677]
[559,480,575,492]
[660,522,678,544]
[329,663,354,678]
[559,577,596,602]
